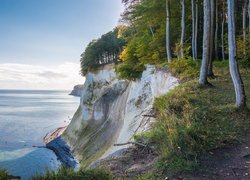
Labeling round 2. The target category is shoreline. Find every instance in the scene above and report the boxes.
[43,126,68,144]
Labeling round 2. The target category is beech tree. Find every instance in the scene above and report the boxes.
[180,0,185,59]
[248,0,250,33]
[191,0,198,60]
[227,0,246,108]
[221,1,226,61]
[208,0,215,77]
[195,0,199,59]
[243,0,248,58]
[215,0,219,60]
[166,0,172,62]
[199,0,211,86]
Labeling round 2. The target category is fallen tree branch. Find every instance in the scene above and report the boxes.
[114,141,147,147]
[142,114,156,118]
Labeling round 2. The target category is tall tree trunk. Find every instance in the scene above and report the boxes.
[199,0,211,86]
[192,0,197,60]
[166,0,172,62]
[214,0,219,60]
[243,0,247,58]
[195,0,199,59]
[180,0,185,59]
[248,0,250,33]
[221,4,226,61]
[208,0,215,77]
[228,0,246,108]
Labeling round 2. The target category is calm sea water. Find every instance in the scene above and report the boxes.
[0,90,80,179]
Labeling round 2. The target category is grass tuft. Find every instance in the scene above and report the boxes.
[32,166,113,180]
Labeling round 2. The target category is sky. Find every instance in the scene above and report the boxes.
[0,0,124,90]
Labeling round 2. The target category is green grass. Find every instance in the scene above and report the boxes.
[137,61,250,177]
[32,167,113,180]
[0,170,9,180]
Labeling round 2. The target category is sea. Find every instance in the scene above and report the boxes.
[0,90,80,179]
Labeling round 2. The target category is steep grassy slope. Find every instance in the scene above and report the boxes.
[137,61,250,178]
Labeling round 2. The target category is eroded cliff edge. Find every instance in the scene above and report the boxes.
[62,64,179,167]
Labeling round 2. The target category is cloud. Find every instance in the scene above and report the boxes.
[0,62,85,90]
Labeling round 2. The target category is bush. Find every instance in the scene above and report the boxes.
[116,61,144,81]
[0,170,8,180]
[166,58,200,81]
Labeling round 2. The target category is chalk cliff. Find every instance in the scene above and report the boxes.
[62,64,179,167]
[69,84,84,97]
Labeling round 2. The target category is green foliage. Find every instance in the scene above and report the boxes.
[236,36,250,60]
[116,61,144,80]
[80,28,125,76]
[166,58,200,81]
[116,0,198,80]
[0,170,8,180]
[32,167,112,180]
[116,0,168,79]
[138,69,250,176]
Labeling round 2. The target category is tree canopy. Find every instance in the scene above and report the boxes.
[80,28,125,75]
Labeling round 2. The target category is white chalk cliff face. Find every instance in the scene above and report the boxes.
[62,64,179,167]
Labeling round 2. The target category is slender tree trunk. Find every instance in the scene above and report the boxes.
[248,0,250,33]
[208,0,215,77]
[215,0,219,60]
[199,0,211,86]
[221,1,226,61]
[180,0,185,59]
[228,0,246,108]
[221,12,225,60]
[192,0,196,60]
[166,0,172,62]
[195,0,199,59]
[243,0,247,58]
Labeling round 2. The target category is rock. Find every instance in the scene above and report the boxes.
[69,84,84,97]
[46,137,78,168]
[62,63,179,167]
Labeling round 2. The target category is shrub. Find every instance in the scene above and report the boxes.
[0,170,8,180]
[167,58,200,81]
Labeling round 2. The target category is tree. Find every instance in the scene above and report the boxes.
[221,1,226,61]
[227,0,246,108]
[248,0,250,33]
[199,0,211,86]
[80,28,125,75]
[207,0,215,77]
[195,0,199,59]
[192,0,198,60]
[166,0,172,62]
[180,0,185,59]
[243,0,248,58]
[214,0,219,60]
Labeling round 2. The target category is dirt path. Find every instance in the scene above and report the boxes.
[180,131,250,180]
[94,131,250,179]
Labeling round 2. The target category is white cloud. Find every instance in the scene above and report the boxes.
[0,62,85,90]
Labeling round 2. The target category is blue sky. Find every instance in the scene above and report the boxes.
[0,0,124,89]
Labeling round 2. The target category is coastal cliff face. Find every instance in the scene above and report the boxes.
[69,84,84,97]
[62,64,179,167]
